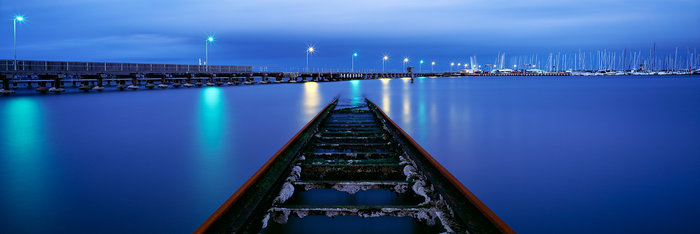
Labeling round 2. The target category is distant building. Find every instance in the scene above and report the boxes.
[493,69,514,74]
[526,69,546,74]
[459,69,482,74]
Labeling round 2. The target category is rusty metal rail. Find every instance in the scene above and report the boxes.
[195,98,513,233]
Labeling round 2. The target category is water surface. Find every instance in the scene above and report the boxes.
[1,76,699,233]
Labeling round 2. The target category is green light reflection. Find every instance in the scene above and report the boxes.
[417,82,427,141]
[196,87,230,201]
[350,80,362,106]
[200,87,226,148]
[1,98,49,221]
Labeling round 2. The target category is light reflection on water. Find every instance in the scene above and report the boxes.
[195,87,230,203]
[401,78,412,130]
[302,82,321,120]
[199,87,227,152]
[380,79,391,114]
[416,78,427,142]
[0,98,51,227]
[349,80,361,106]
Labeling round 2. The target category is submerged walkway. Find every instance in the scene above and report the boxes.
[196,98,513,233]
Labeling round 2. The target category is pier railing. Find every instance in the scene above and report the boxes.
[2,60,408,74]
[1,60,252,74]
[253,66,408,73]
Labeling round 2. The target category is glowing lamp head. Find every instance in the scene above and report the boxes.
[403,58,408,62]
[353,52,358,57]
[420,60,424,64]
[450,62,454,66]
[532,65,536,68]
[464,64,468,67]
[513,65,517,68]
[383,56,388,60]
[207,37,214,42]
[307,47,314,53]
[431,62,435,65]
[457,63,461,66]
[16,16,24,21]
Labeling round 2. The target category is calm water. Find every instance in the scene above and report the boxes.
[1,76,699,233]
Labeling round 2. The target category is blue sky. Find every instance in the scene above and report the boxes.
[2,0,699,70]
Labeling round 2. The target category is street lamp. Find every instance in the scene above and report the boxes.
[13,15,25,71]
[382,55,388,73]
[419,60,424,72]
[403,57,408,71]
[306,46,315,72]
[351,52,358,72]
[205,36,214,71]
[450,62,454,72]
[431,61,435,72]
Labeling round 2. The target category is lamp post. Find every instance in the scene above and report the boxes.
[205,36,214,71]
[431,61,435,72]
[306,46,314,72]
[13,15,25,71]
[419,60,424,73]
[450,62,454,72]
[351,52,358,72]
[403,57,408,72]
[382,55,388,73]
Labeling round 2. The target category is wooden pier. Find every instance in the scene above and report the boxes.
[1,59,568,96]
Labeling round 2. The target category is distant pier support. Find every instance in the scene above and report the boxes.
[158,74,170,89]
[1,74,15,95]
[50,74,65,93]
[94,74,105,91]
[128,74,140,90]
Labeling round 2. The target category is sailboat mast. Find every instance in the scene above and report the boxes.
[652,42,656,72]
